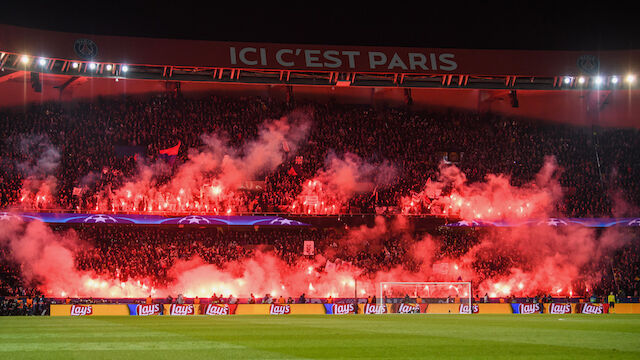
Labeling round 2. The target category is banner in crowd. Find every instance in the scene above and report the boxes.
[203,303,237,315]
[237,181,266,192]
[303,241,315,256]
[128,304,163,316]
[547,303,572,314]
[576,303,608,314]
[159,141,181,156]
[324,303,356,315]
[0,212,309,227]
[511,303,543,314]
[70,304,93,316]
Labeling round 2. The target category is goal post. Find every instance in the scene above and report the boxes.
[378,282,473,314]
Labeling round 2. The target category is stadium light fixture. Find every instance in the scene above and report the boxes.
[563,76,572,84]
[578,76,585,84]
[72,62,79,69]
[20,55,29,64]
[594,76,603,85]
[38,58,47,66]
[121,65,129,73]
[611,76,619,84]
[88,63,97,70]
[106,64,113,71]
[626,74,636,84]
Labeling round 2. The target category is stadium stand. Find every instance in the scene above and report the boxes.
[1,94,639,217]
[1,24,639,319]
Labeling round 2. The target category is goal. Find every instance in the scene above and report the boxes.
[378,282,473,314]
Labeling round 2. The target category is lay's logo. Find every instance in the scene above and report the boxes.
[205,304,230,315]
[136,304,162,316]
[363,304,387,314]
[70,305,93,316]
[549,303,572,314]
[269,304,291,315]
[397,303,420,314]
[169,304,195,316]
[459,304,479,314]
[517,303,541,314]
[580,303,603,314]
[331,304,355,315]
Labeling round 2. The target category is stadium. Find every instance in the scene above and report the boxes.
[1,7,640,359]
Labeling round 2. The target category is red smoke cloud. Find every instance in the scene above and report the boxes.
[91,114,310,214]
[1,151,632,300]
[402,156,563,220]
[293,152,397,214]
[0,216,631,299]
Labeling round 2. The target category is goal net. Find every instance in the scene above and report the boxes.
[378,282,473,314]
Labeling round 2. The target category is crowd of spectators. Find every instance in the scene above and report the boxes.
[1,93,639,216]
[0,247,47,315]
[1,225,638,304]
[592,237,640,299]
[72,226,319,287]
[0,295,48,316]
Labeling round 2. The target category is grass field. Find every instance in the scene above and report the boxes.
[0,314,639,359]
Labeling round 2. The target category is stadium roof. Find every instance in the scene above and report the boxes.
[1,24,638,88]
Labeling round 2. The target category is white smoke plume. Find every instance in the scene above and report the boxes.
[15,135,61,208]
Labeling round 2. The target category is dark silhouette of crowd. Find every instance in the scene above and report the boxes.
[1,93,639,216]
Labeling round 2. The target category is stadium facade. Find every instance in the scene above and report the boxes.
[1,24,639,127]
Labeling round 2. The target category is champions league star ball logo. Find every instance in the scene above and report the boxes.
[453,220,481,227]
[0,212,21,222]
[544,218,567,226]
[83,214,118,223]
[268,218,302,225]
[177,215,211,225]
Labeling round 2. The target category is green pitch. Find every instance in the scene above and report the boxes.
[1,314,639,359]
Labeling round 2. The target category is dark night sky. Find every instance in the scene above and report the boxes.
[0,2,637,51]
